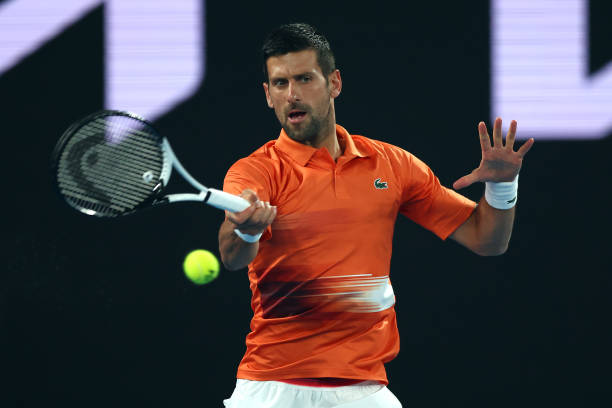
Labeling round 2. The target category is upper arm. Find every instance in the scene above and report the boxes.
[448,207,478,247]
[396,149,476,240]
[448,198,516,256]
[223,157,274,201]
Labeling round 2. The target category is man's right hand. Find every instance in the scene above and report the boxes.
[225,189,277,236]
[218,189,276,270]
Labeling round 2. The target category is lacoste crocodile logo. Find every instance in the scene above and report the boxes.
[374,178,388,189]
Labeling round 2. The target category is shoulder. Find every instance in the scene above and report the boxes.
[350,134,434,188]
[227,140,280,174]
[351,134,417,165]
[224,141,283,197]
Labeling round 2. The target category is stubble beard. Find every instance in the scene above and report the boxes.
[281,101,333,146]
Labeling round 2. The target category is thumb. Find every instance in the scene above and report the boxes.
[226,202,257,225]
[240,189,260,204]
[453,173,478,190]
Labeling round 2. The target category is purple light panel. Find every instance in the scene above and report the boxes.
[492,0,612,140]
[0,0,100,75]
[105,1,204,119]
[0,0,204,120]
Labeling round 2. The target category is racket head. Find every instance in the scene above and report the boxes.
[51,110,172,217]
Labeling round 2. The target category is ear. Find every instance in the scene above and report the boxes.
[263,82,274,108]
[329,69,342,99]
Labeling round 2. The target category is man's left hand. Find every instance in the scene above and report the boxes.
[453,117,534,190]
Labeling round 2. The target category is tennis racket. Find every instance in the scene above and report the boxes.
[51,110,250,217]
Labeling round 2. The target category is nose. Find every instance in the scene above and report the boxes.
[287,82,300,103]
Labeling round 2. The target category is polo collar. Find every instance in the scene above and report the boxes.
[276,124,371,167]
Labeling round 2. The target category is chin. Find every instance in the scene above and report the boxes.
[284,127,306,142]
[286,117,324,142]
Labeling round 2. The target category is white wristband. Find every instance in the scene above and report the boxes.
[234,229,263,243]
[485,175,519,210]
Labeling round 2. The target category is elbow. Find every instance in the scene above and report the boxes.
[221,257,235,271]
[220,254,244,271]
[473,243,509,257]
[223,262,246,272]
[219,250,250,271]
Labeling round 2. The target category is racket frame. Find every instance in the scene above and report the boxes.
[51,110,250,216]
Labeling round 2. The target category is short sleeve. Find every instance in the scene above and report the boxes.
[396,150,476,240]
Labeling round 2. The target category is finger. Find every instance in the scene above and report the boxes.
[240,189,260,204]
[505,120,517,150]
[492,117,503,148]
[249,201,270,223]
[248,200,264,220]
[226,210,244,225]
[242,204,276,234]
[261,206,277,226]
[227,200,259,224]
[478,122,491,152]
[453,172,479,190]
[516,137,535,157]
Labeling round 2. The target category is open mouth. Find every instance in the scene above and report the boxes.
[288,110,307,123]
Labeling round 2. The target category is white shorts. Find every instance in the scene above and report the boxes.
[223,379,402,408]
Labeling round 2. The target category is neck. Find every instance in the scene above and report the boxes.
[308,105,341,160]
[312,121,341,161]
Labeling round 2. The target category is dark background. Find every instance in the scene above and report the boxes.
[3,1,611,407]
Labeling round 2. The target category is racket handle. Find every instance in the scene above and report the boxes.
[205,189,251,212]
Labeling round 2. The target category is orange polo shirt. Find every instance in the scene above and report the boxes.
[223,125,476,384]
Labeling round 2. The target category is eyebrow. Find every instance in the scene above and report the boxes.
[270,71,315,82]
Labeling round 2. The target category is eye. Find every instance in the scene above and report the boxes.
[299,75,312,83]
[272,79,287,87]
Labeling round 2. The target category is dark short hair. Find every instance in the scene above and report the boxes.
[262,23,336,82]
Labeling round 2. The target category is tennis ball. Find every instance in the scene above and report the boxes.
[183,249,220,285]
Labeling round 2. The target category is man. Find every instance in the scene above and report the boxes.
[219,23,533,408]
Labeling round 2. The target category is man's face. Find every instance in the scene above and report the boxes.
[263,49,341,145]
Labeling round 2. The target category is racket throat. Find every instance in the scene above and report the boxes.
[152,181,164,195]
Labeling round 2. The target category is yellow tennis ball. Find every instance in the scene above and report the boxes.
[183,249,220,285]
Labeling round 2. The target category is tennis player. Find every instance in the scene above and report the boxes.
[219,23,533,408]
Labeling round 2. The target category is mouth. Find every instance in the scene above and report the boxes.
[287,110,307,124]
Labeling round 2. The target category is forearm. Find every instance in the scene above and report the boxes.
[467,198,515,256]
[218,219,259,271]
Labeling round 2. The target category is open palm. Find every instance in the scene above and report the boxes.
[453,118,534,190]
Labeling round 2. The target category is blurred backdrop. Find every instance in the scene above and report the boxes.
[2,0,611,407]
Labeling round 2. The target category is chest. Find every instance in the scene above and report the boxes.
[271,158,401,221]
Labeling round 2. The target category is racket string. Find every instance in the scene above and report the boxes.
[58,175,150,209]
[59,135,161,194]
[60,143,161,190]
[55,114,166,216]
